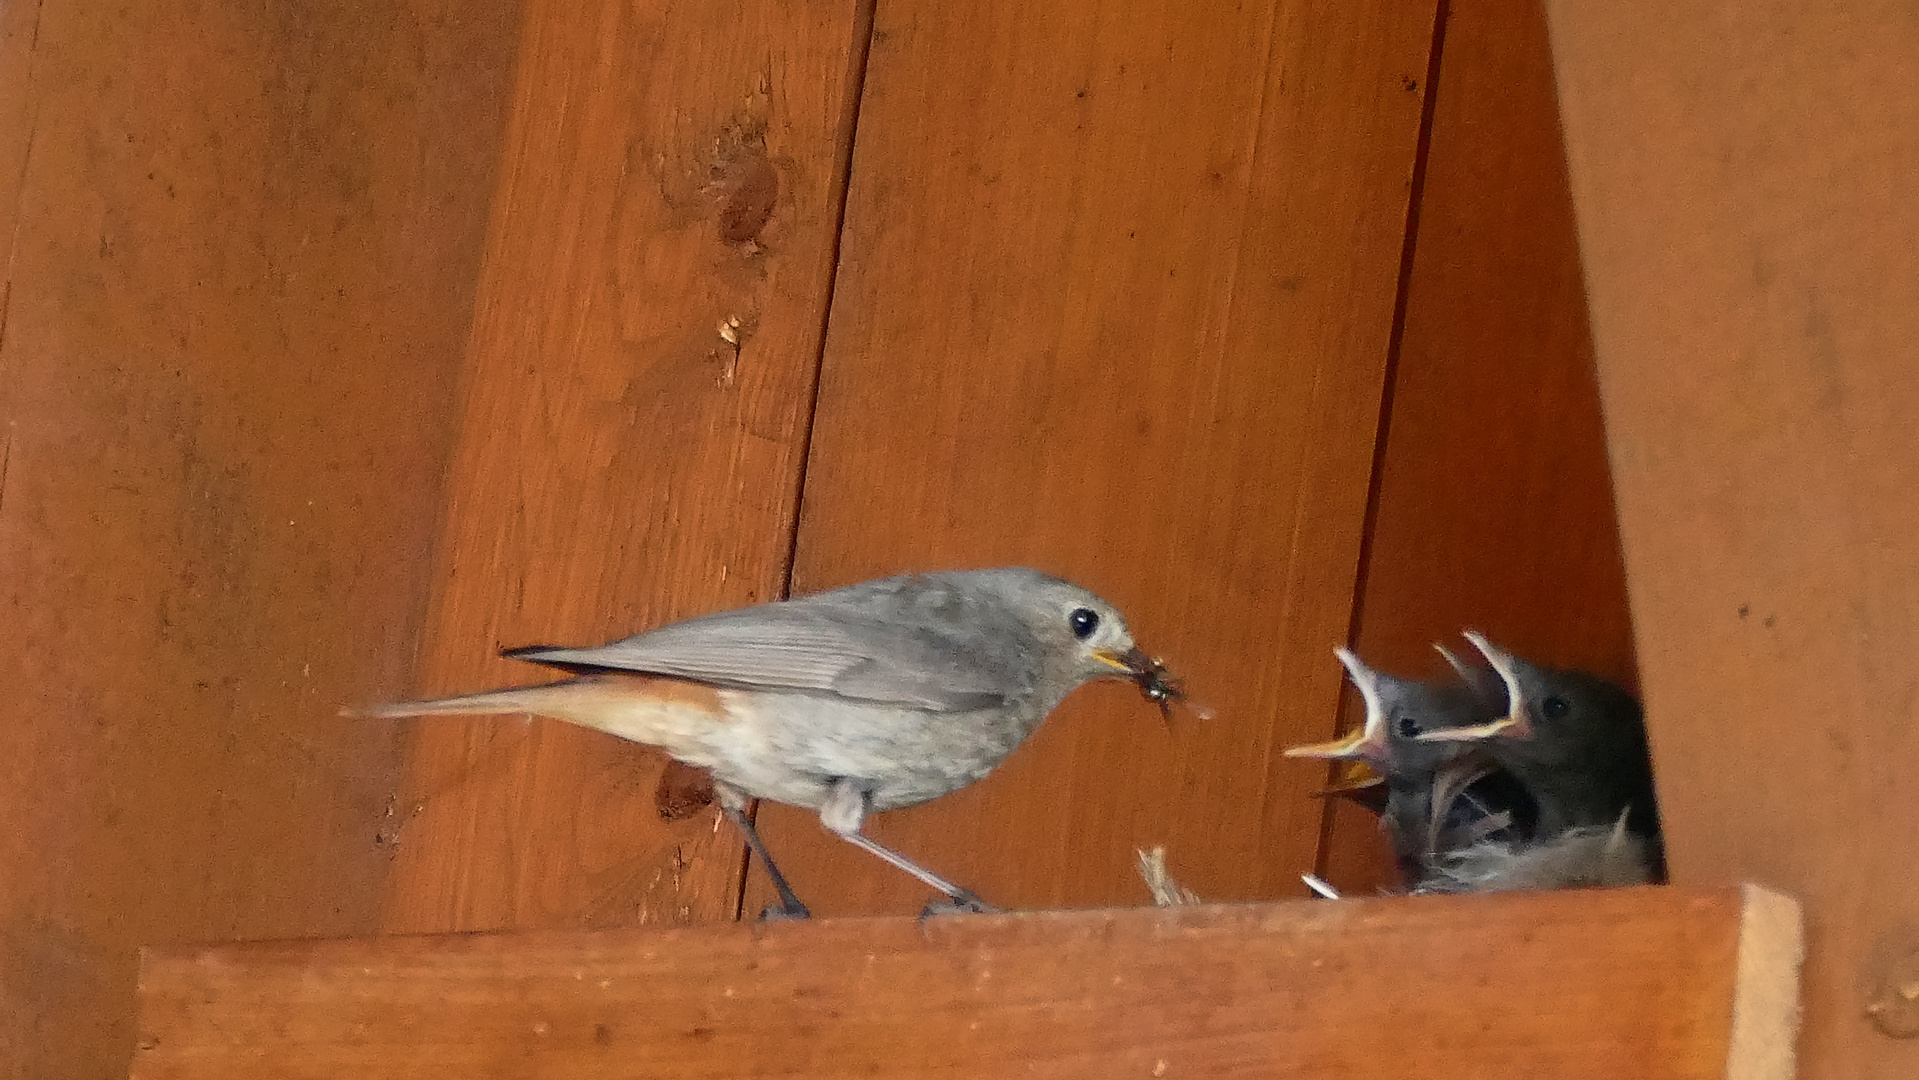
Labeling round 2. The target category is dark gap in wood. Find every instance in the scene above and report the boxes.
[775,0,881,606]
[1,0,47,299]
[0,0,45,365]
[1314,0,1453,880]
[737,0,883,924]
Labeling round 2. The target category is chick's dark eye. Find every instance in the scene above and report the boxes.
[1542,696,1570,720]
[1068,607,1100,640]
[1396,717,1422,739]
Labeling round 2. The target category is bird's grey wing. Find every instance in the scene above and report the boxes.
[503,599,1021,712]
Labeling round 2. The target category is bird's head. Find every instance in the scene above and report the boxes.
[1415,632,1643,762]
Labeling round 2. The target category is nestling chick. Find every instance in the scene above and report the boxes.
[1286,649,1532,880]
[1418,632,1664,879]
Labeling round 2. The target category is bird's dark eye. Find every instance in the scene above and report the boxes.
[1396,716,1422,739]
[1068,607,1100,639]
[1542,696,1571,719]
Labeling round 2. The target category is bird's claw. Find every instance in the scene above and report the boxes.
[919,891,998,919]
[759,900,812,921]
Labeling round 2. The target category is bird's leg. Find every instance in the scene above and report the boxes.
[819,779,999,915]
[716,785,810,920]
[840,832,998,917]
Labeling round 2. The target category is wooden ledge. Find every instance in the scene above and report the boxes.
[132,885,1800,1079]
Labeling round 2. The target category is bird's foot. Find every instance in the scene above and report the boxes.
[758,900,811,921]
[919,890,998,919]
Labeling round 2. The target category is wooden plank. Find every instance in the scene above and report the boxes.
[1541,1,1919,1075]
[751,0,1442,917]
[1319,0,1637,895]
[0,0,44,263]
[380,0,874,934]
[0,1,519,1076]
[131,886,1801,1080]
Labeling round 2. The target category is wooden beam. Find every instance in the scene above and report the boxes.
[132,887,1801,1079]
[0,1,518,1074]
[381,0,874,933]
[1542,1,1919,1074]
[751,0,1443,916]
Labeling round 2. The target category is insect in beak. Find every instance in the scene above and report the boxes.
[1134,650,1190,719]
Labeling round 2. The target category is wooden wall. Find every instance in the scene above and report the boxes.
[0,1,522,1076]
[380,0,875,936]
[1319,0,1637,892]
[756,0,1442,914]
[380,0,1476,930]
[1546,1,1919,1074]
[0,0,1642,1075]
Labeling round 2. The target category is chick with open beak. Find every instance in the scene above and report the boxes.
[1415,632,1663,860]
[1286,648,1529,879]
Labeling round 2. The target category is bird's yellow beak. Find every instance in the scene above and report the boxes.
[1284,728,1380,759]
[1413,715,1525,742]
[1415,630,1535,741]
[1318,759,1385,792]
[1093,647,1154,677]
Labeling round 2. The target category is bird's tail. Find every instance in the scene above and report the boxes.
[342,673,727,753]
[343,682,590,721]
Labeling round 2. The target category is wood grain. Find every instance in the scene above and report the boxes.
[131,886,1800,1080]
[0,0,42,262]
[380,0,874,934]
[749,0,1442,917]
[1543,1,1919,1075]
[1319,0,1638,896]
[0,1,519,1075]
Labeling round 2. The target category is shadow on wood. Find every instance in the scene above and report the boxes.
[134,886,1799,1079]
[1321,0,1639,897]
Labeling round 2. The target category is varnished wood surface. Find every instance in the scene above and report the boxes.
[751,0,1443,917]
[1545,1,1919,1075]
[132,887,1800,1080]
[0,1,521,1075]
[380,0,876,934]
[1319,0,1638,896]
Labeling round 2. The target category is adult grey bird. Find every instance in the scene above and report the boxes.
[1417,632,1662,863]
[349,568,1170,918]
